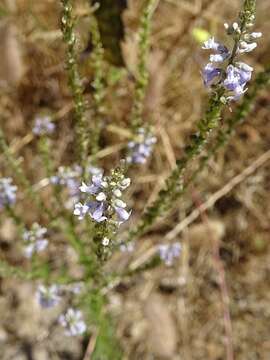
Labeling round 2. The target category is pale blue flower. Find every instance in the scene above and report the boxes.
[158,242,182,266]
[73,202,89,220]
[0,178,17,210]
[87,201,107,222]
[201,22,261,102]
[36,284,61,308]
[202,63,221,86]
[23,223,48,258]
[202,37,230,63]
[33,116,55,135]
[59,308,86,336]
[127,128,157,164]
[113,199,131,223]
[79,173,103,195]
[74,172,131,226]
[237,62,253,84]
[51,165,103,208]
[224,63,253,100]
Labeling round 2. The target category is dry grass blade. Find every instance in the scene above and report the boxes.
[166,149,270,240]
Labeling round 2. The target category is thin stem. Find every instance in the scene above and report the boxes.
[0,125,54,220]
[0,127,39,206]
[38,135,54,177]
[61,0,89,172]
[127,88,226,241]
[0,258,75,284]
[89,15,106,158]
[130,0,158,131]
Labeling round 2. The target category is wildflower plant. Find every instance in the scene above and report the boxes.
[126,0,260,243]
[202,15,262,101]
[74,164,131,259]
[1,0,269,357]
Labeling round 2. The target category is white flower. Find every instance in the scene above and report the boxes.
[74,202,89,220]
[59,308,86,336]
[113,199,126,208]
[238,41,257,53]
[113,189,122,197]
[232,22,240,31]
[250,31,262,39]
[102,237,110,246]
[202,37,220,51]
[79,182,90,193]
[120,178,131,189]
[96,192,107,201]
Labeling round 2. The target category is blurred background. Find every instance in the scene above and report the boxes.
[0,0,269,359]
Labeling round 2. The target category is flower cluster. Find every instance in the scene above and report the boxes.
[127,128,157,164]
[202,21,261,101]
[158,242,182,266]
[36,283,86,336]
[59,308,86,336]
[33,116,55,136]
[74,172,131,225]
[51,164,102,208]
[36,284,61,308]
[0,177,17,210]
[22,223,48,258]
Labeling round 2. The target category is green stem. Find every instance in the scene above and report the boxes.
[38,135,54,178]
[61,0,89,172]
[130,0,158,131]
[82,289,122,360]
[204,66,270,165]
[89,15,106,158]
[0,258,75,284]
[127,88,225,241]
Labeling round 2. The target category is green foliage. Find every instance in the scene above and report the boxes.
[82,290,122,360]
